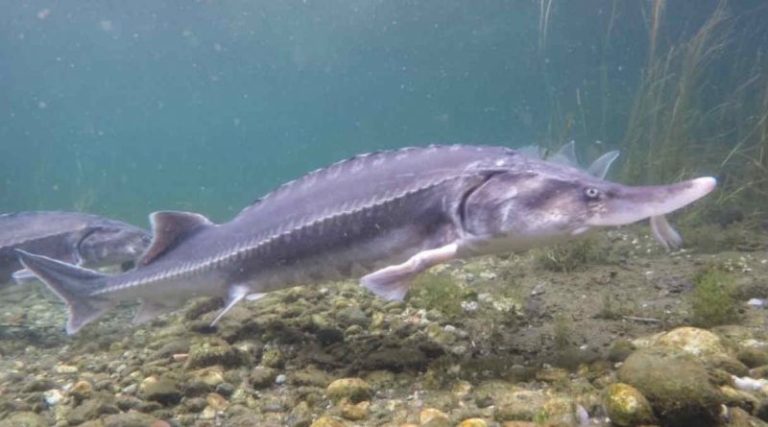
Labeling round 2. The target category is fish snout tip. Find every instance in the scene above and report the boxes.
[692,176,717,195]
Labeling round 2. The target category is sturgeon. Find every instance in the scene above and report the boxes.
[0,211,150,286]
[524,141,684,249]
[15,145,717,334]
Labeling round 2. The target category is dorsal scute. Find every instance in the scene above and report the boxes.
[139,211,213,266]
[236,146,423,216]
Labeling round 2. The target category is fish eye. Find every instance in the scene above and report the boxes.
[584,187,600,200]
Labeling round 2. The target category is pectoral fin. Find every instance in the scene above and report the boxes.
[210,284,250,326]
[650,215,683,250]
[12,268,38,284]
[360,243,458,301]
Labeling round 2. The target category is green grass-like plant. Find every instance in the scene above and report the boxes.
[408,272,466,318]
[535,237,605,273]
[690,267,740,328]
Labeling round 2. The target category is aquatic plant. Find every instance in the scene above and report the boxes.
[690,267,740,328]
[622,2,730,185]
[552,314,571,350]
[408,272,466,318]
[534,236,605,273]
[596,294,625,321]
[620,1,768,222]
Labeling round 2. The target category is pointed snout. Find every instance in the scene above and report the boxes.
[588,177,717,227]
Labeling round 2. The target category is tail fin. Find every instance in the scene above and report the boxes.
[15,249,112,334]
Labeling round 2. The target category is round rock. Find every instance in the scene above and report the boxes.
[326,378,372,403]
[618,347,724,425]
[602,383,655,427]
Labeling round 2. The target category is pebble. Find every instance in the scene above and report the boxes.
[326,378,372,403]
[55,364,79,374]
[69,379,94,400]
[457,419,488,427]
[44,389,64,406]
[261,346,285,368]
[275,374,287,385]
[250,366,278,388]
[647,327,729,358]
[189,366,225,387]
[0,412,48,427]
[419,407,450,427]
[206,392,229,411]
[310,416,346,427]
[602,383,655,426]
[340,399,370,421]
[139,376,182,405]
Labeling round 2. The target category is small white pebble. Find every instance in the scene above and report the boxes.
[747,298,767,308]
[732,375,768,391]
[576,404,590,426]
[461,301,479,312]
[275,374,286,385]
[44,389,63,406]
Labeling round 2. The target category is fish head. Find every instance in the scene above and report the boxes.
[77,225,152,268]
[461,163,716,251]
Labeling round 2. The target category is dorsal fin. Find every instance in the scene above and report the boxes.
[548,140,578,167]
[587,150,620,179]
[139,211,213,266]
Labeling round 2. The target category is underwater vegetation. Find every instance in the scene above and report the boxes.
[690,266,740,328]
[619,1,768,224]
[534,237,607,273]
[407,272,468,319]
[537,1,768,229]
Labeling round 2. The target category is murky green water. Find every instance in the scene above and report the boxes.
[2,2,768,426]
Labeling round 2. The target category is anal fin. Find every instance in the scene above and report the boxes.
[360,243,458,301]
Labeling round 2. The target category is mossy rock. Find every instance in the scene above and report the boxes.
[326,378,372,403]
[737,347,768,368]
[185,337,251,369]
[651,327,730,358]
[618,347,725,426]
[0,412,48,427]
[602,383,656,426]
[608,339,636,363]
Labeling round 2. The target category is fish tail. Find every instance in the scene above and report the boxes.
[15,249,112,334]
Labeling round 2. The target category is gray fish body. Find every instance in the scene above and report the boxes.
[16,145,717,334]
[0,212,150,285]
[93,146,516,300]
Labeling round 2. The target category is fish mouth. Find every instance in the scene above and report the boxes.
[587,177,717,227]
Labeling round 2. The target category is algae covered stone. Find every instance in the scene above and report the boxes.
[139,376,182,405]
[340,399,370,421]
[457,419,488,427]
[0,411,48,427]
[326,378,372,403]
[419,407,451,427]
[602,383,655,426]
[250,366,278,388]
[651,327,729,358]
[618,347,724,425]
[310,416,346,427]
[185,337,250,369]
[103,412,167,427]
